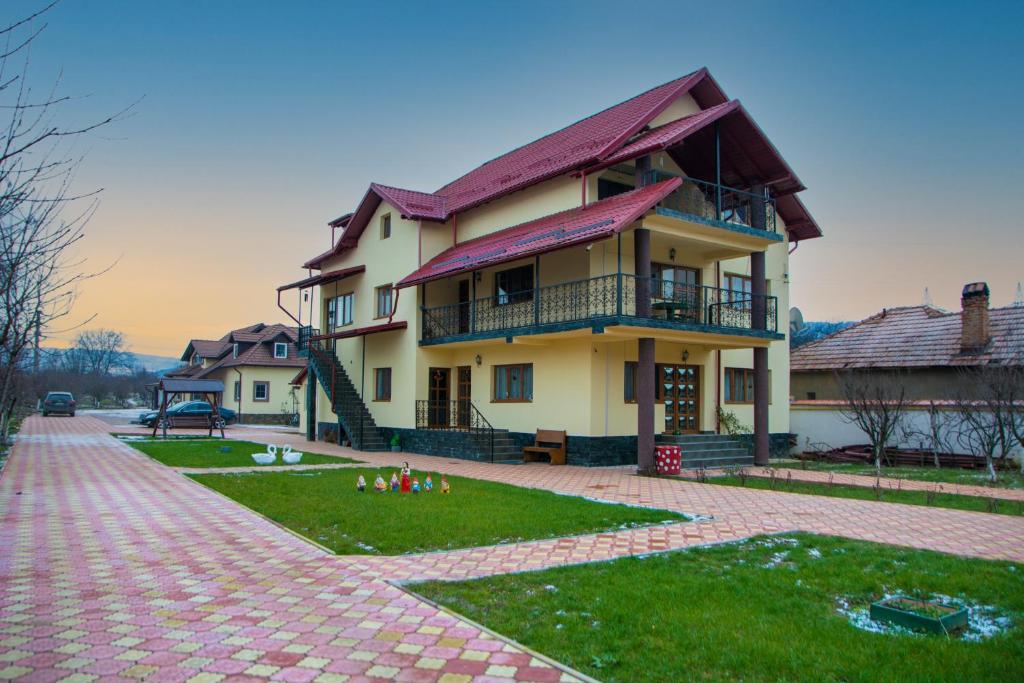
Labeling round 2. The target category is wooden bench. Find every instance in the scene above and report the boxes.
[523,429,567,465]
[165,414,215,429]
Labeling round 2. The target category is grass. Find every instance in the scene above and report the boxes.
[188,468,686,555]
[702,474,1024,516]
[776,459,1024,490]
[126,438,360,468]
[413,533,1024,682]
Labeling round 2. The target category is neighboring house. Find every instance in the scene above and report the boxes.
[167,323,307,424]
[279,68,823,466]
[790,283,1024,400]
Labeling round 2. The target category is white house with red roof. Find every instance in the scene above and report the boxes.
[168,323,307,425]
[279,68,823,467]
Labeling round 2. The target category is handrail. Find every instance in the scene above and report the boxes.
[642,169,777,232]
[415,399,496,462]
[420,274,778,340]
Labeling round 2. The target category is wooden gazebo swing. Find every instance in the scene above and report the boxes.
[149,378,227,438]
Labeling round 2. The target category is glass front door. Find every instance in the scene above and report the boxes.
[659,364,700,434]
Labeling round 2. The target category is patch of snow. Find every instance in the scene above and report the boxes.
[836,592,1014,640]
[355,542,377,552]
[807,548,822,559]
[762,551,790,569]
[544,584,558,592]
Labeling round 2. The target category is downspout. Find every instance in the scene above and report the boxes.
[580,171,587,207]
[789,240,799,255]
[451,213,458,247]
[233,368,243,424]
[388,286,400,324]
[277,289,301,325]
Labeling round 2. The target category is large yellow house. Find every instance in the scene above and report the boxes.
[279,68,822,468]
[168,323,307,426]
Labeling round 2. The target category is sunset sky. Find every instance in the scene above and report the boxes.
[9,0,1023,357]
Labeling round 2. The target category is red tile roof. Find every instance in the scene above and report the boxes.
[305,68,820,269]
[791,305,1024,371]
[397,177,681,288]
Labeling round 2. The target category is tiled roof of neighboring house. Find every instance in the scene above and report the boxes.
[398,177,682,288]
[165,363,204,378]
[304,68,822,269]
[170,323,304,379]
[790,305,1024,371]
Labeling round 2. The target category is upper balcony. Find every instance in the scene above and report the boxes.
[420,273,780,348]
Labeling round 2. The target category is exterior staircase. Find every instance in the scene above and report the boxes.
[655,433,753,469]
[308,343,387,452]
[488,429,521,462]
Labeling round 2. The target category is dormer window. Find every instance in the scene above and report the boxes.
[232,343,239,358]
[273,342,288,359]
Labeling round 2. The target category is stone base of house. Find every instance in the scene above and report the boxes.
[734,433,793,459]
[235,413,295,426]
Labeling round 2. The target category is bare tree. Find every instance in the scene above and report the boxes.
[835,369,909,475]
[902,400,958,468]
[0,2,126,444]
[66,328,133,375]
[952,365,1020,483]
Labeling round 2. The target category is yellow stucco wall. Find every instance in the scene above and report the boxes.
[203,365,304,420]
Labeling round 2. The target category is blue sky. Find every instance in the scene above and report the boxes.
[7,0,1023,354]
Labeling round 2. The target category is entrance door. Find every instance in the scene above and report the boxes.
[653,264,702,323]
[457,280,471,334]
[659,364,700,433]
[428,368,451,428]
[456,366,471,429]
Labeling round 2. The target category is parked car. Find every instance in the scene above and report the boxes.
[42,392,76,417]
[136,401,236,428]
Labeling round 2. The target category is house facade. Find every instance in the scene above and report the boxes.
[168,323,307,425]
[280,68,822,466]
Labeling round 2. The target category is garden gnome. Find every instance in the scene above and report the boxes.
[411,477,420,493]
[356,474,366,492]
[440,475,450,494]
[390,472,399,493]
[424,474,433,492]
[400,462,412,494]
[374,473,386,493]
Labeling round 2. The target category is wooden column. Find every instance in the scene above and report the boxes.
[750,184,770,465]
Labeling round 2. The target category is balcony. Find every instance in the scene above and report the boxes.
[420,273,780,346]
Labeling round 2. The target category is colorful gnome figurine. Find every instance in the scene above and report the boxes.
[424,474,433,492]
[356,474,366,492]
[390,472,399,493]
[374,473,386,493]
[411,477,421,494]
[400,462,412,494]
[440,475,450,494]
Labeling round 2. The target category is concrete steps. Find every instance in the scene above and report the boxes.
[656,433,753,469]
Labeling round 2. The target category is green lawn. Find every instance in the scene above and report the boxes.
[776,460,1024,490]
[126,438,360,468]
[189,468,686,555]
[414,533,1024,682]
[703,474,1024,516]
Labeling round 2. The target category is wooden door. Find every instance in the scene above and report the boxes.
[659,364,700,433]
[456,366,471,429]
[428,368,451,428]
[457,280,471,334]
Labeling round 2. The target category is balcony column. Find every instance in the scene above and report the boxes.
[634,155,656,473]
[750,183,770,465]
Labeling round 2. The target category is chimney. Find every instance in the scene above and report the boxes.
[960,282,990,352]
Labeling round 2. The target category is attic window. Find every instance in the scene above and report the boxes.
[274,342,288,359]
[232,343,239,359]
[380,213,391,240]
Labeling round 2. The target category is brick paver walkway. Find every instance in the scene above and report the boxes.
[3,417,1024,682]
[682,466,1024,502]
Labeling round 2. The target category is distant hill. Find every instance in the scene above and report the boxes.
[790,321,854,349]
[40,347,180,374]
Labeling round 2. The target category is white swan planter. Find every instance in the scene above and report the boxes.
[282,445,303,464]
[252,444,277,465]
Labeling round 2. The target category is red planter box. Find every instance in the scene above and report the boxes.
[655,445,682,475]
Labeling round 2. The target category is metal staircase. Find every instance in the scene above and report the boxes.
[307,341,387,452]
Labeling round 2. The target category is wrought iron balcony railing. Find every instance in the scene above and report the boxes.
[415,399,496,461]
[642,170,777,233]
[421,273,777,342]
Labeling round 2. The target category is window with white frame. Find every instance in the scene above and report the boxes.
[253,381,269,402]
[327,293,354,330]
[273,342,287,359]
[232,343,239,358]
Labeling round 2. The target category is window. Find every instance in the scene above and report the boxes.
[273,342,287,359]
[494,265,534,305]
[724,274,752,309]
[624,361,660,403]
[807,391,816,400]
[374,368,392,401]
[327,293,354,330]
[724,368,771,404]
[380,213,391,239]
[653,264,700,301]
[375,285,393,319]
[232,343,239,358]
[493,363,532,402]
[598,178,633,200]
[233,381,241,401]
[253,381,269,402]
